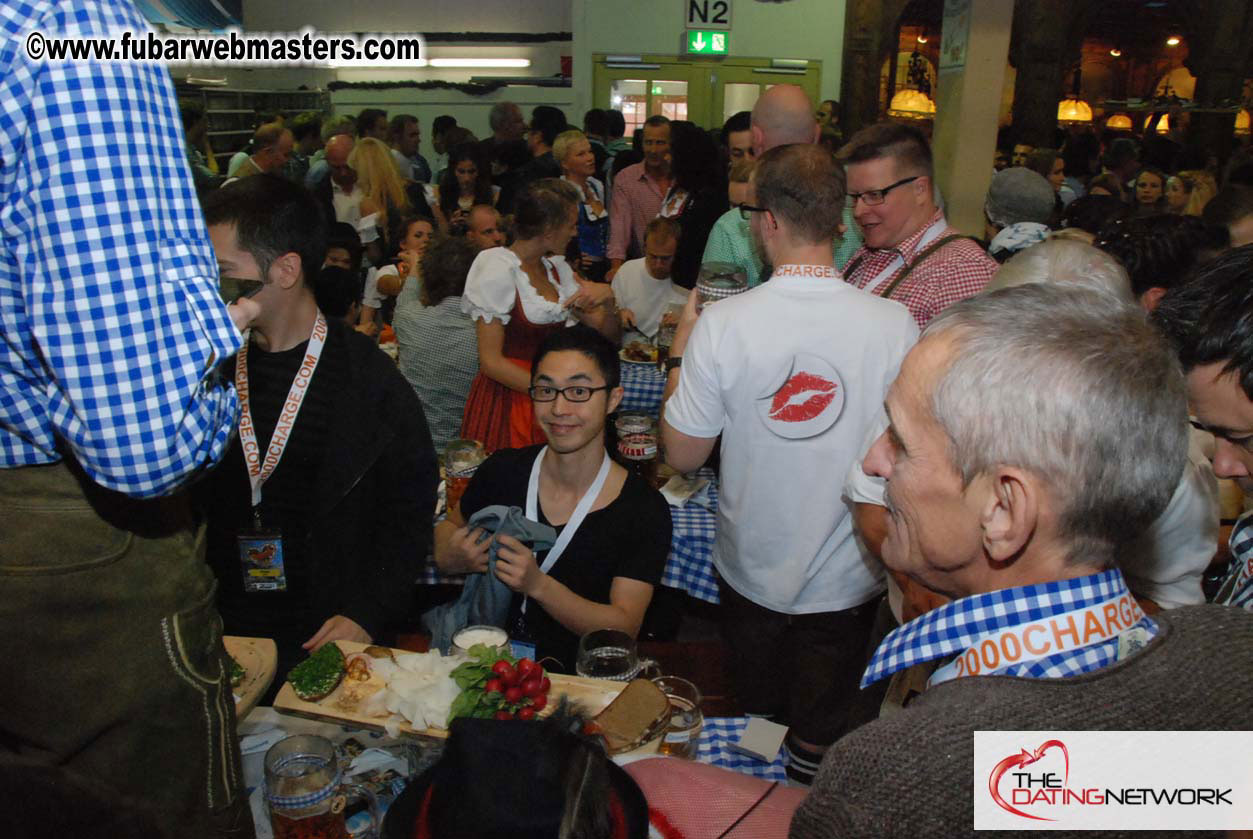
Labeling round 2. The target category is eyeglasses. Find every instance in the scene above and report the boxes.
[738,202,768,220]
[528,384,611,403]
[1190,419,1253,453]
[846,176,921,207]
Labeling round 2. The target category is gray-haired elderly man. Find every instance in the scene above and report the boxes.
[791,285,1253,838]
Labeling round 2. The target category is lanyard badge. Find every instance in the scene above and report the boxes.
[234,313,328,593]
[512,447,611,659]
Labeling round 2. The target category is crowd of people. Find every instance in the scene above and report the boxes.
[5,3,1253,833]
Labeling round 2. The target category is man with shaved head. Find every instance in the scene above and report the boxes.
[311,134,363,229]
[701,85,862,286]
[464,204,505,251]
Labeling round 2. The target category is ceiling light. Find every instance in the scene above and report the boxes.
[1106,113,1133,130]
[916,34,928,44]
[1166,36,1181,47]
[888,89,936,119]
[1057,97,1093,124]
[1110,48,1122,57]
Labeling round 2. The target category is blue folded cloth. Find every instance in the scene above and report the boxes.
[421,505,557,653]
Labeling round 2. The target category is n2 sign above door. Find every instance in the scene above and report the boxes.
[686,0,731,30]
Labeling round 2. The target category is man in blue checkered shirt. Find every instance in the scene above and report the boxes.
[1,2,256,835]
[791,284,1253,837]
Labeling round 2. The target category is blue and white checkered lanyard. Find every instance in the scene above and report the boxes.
[522,445,611,614]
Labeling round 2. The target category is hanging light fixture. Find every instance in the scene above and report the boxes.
[1166,36,1181,47]
[1236,109,1251,137]
[1109,48,1122,57]
[888,89,936,119]
[1154,113,1171,134]
[1058,97,1094,124]
[1057,68,1092,125]
[1106,113,1133,130]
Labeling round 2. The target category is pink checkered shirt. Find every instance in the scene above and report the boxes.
[841,210,998,330]
[608,161,668,261]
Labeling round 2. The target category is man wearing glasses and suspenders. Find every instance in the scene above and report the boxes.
[840,123,998,330]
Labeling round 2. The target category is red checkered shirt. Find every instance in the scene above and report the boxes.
[841,210,998,330]
[608,161,668,261]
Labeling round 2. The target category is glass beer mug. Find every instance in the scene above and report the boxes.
[264,734,380,839]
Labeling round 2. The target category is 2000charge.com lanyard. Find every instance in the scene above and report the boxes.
[521,445,611,614]
[235,312,328,513]
[927,591,1147,687]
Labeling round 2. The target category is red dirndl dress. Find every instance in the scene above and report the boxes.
[460,292,566,453]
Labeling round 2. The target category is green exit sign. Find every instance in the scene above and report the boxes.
[685,30,728,55]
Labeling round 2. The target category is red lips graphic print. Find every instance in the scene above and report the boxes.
[768,371,838,422]
[757,354,845,439]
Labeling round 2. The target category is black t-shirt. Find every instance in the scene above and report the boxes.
[459,444,672,672]
[203,329,348,646]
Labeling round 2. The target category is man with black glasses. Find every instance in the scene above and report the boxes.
[841,122,997,329]
[434,326,671,672]
[662,145,918,784]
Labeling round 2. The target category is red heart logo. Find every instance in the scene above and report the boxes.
[988,740,1070,821]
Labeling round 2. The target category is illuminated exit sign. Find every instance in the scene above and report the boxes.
[685,30,728,55]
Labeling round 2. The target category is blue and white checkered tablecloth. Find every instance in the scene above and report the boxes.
[697,716,789,781]
[663,470,720,604]
[619,361,666,416]
[421,469,722,606]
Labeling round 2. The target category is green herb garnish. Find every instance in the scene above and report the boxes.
[229,654,245,688]
[287,643,346,701]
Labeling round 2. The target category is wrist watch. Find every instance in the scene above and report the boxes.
[664,356,682,373]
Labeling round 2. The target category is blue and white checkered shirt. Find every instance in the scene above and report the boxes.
[862,569,1158,688]
[1,0,241,497]
[1217,512,1253,610]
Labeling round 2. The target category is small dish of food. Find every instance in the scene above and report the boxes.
[620,341,658,365]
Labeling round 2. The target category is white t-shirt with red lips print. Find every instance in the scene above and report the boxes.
[665,264,919,614]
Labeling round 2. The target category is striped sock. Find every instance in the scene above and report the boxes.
[783,737,825,786]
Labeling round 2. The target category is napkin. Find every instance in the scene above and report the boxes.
[727,717,789,763]
[348,747,410,778]
[239,727,287,756]
[660,474,711,509]
[356,212,380,244]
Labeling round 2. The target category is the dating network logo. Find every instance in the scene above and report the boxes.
[975,731,1247,831]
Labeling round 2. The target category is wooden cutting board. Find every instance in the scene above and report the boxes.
[273,641,632,740]
[224,635,277,719]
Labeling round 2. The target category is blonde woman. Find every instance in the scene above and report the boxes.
[554,129,609,281]
[1166,170,1218,216]
[350,136,413,257]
